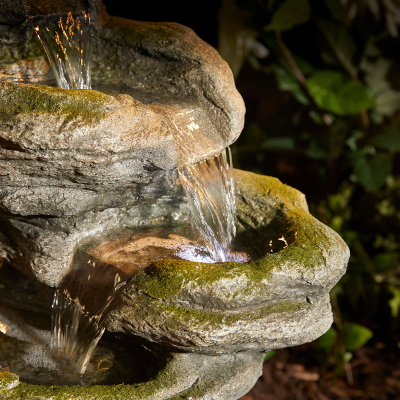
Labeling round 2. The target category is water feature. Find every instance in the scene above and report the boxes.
[50,221,236,376]
[30,11,91,89]
[179,148,236,262]
[27,10,238,377]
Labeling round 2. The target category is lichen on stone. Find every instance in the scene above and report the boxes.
[0,81,109,123]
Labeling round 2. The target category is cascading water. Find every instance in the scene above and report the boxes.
[29,9,100,375]
[51,254,133,375]
[32,9,238,376]
[30,11,91,89]
[178,148,236,262]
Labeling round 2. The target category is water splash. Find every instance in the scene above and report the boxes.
[178,148,236,262]
[31,11,91,89]
[50,231,222,375]
[51,254,132,375]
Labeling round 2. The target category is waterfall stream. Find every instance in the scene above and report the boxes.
[179,148,236,262]
[31,11,91,89]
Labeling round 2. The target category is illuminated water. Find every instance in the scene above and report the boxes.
[31,11,91,89]
[50,229,217,375]
[179,148,236,262]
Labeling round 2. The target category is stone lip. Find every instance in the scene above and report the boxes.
[0,7,245,168]
[106,169,350,355]
[0,351,264,400]
[0,80,238,216]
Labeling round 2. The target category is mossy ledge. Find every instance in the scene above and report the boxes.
[0,358,180,400]
[127,170,347,305]
[0,81,109,123]
[105,170,348,354]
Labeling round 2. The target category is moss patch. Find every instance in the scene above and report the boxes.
[154,299,305,330]
[0,82,109,123]
[1,354,178,400]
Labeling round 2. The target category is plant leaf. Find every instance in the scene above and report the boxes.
[317,327,337,350]
[350,151,393,192]
[388,286,400,318]
[361,57,400,116]
[318,20,357,78]
[343,323,373,351]
[271,64,309,104]
[306,70,374,115]
[370,127,400,152]
[264,349,276,362]
[265,0,310,32]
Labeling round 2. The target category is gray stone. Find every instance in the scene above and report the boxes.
[0,5,246,286]
[0,300,264,400]
[104,170,349,355]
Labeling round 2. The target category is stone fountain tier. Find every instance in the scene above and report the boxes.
[0,169,348,400]
[0,6,245,165]
[0,11,246,286]
[100,169,349,355]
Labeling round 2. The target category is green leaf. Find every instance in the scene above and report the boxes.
[361,58,400,116]
[350,151,393,192]
[317,327,337,350]
[370,127,400,152]
[305,140,327,159]
[374,253,398,272]
[262,137,295,150]
[318,20,357,78]
[306,71,374,115]
[388,286,400,318]
[271,65,309,105]
[265,0,310,32]
[343,323,373,352]
[264,349,276,362]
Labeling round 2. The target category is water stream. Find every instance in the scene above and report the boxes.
[178,148,236,262]
[31,11,91,89]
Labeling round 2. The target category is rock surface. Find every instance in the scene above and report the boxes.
[0,288,264,400]
[105,170,349,355]
[0,3,246,286]
[0,350,264,400]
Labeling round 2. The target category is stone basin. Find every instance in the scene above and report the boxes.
[0,8,245,286]
[0,169,349,400]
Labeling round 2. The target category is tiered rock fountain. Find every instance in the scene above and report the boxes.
[0,1,349,399]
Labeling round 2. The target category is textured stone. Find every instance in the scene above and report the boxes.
[0,175,188,286]
[104,170,349,355]
[0,350,264,400]
[0,3,247,287]
[0,293,264,400]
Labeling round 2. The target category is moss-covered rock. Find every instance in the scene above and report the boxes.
[0,350,264,400]
[105,170,349,355]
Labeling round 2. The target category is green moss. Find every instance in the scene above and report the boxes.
[0,371,19,392]
[0,82,109,123]
[134,225,325,303]
[1,355,178,400]
[234,169,309,212]
[151,299,305,330]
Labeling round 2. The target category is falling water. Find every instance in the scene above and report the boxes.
[178,147,236,262]
[31,11,91,89]
[51,254,133,375]
[30,9,99,375]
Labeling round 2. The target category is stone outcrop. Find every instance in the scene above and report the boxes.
[0,169,349,399]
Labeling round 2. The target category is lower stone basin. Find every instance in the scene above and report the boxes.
[0,169,348,400]
[105,169,349,354]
